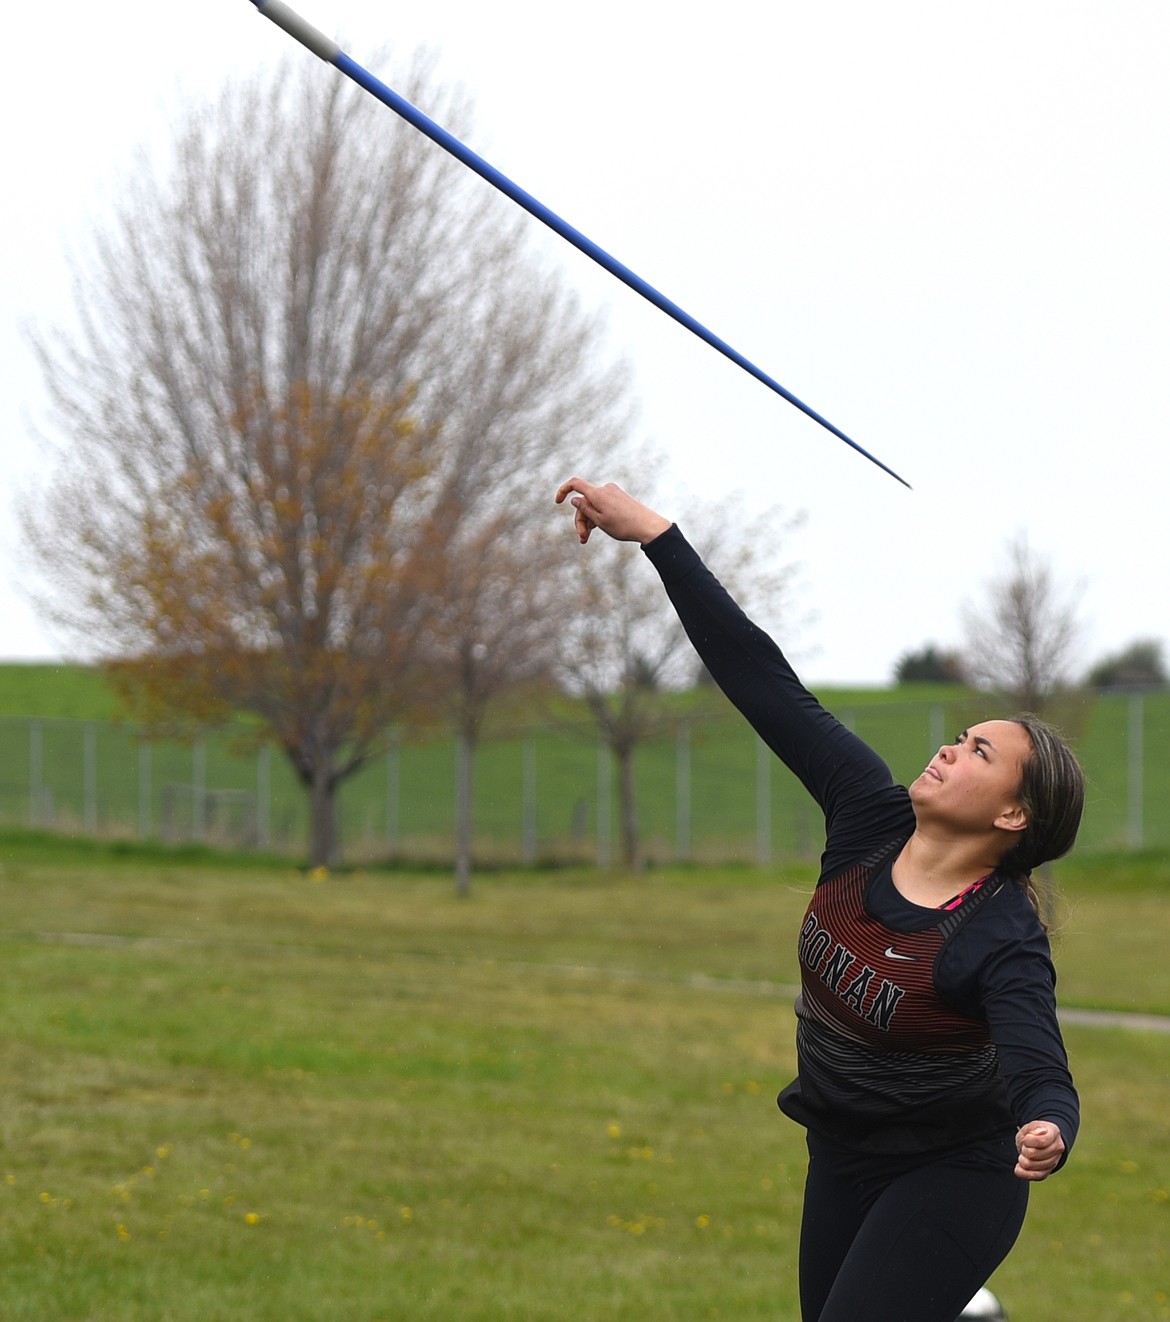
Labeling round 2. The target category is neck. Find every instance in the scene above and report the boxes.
[892,830,1003,908]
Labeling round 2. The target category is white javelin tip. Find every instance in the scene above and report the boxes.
[254,0,341,63]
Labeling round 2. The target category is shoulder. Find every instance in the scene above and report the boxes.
[966,880,1053,963]
[938,880,1055,1008]
[821,789,915,881]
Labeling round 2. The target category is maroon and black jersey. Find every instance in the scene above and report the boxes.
[643,527,1079,1159]
[796,845,997,1051]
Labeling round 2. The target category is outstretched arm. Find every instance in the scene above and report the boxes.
[554,477,672,546]
[554,477,911,866]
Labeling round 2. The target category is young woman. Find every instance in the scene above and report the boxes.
[555,477,1083,1322]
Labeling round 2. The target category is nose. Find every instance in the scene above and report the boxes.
[937,743,956,763]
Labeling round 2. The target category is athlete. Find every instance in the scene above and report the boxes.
[555,477,1083,1322]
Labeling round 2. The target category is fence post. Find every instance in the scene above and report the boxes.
[1127,691,1144,850]
[929,703,945,759]
[29,720,43,828]
[84,722,98,835]
[385,731,399,859]
[454,734,472,895]
[522,737,537,866]
[596,741,611,867]
[257,744,271,850]
[192,738,207,842]
[138,740,152,839]
[676,720,692,861]
[756,735,772,865]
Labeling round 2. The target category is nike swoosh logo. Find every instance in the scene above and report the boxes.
[884,946,917,962]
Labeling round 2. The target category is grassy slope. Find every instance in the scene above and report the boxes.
[0,663,122,721]
[0,849,1166,1321]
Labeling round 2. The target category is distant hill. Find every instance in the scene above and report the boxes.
[0,660,950,725]
[0,663,123,721]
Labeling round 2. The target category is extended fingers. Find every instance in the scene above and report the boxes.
[555,476,596,505]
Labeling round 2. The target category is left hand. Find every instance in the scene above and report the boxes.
[1014,1120,1065,1181]
[554,477,671,546]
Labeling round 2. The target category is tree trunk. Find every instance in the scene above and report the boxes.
[615,744,643,872]
[454,733,474,897]
[308,762,338,869]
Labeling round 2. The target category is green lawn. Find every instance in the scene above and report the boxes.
[0,846,1166,1320]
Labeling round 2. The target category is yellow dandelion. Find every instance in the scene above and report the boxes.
[607,1122,622,1139]
[400,1206,413,1224]
[5,1174,16,1186]
[117,1223,131,1242]
[310,866,330,883]
[244,1212,261,1226]
[695,1214,711,1228]
[156,1147,171,1161]
[1120,1160,1139,1175]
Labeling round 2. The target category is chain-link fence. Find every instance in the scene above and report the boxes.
[1,689,1167,864]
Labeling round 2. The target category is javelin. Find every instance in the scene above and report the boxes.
[247,0,910,489]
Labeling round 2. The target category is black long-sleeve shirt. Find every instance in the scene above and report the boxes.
[643,525,1079,1159]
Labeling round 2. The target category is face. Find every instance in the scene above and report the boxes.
[909,720,1033,838]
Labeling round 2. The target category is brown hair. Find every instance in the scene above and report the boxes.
[1002,713,1085,877]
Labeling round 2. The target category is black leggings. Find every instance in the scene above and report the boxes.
[799,1130,1029,1322]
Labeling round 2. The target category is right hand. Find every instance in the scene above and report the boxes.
[554,477,671,545]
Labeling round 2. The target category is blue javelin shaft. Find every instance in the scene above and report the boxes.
[248,0,910,489]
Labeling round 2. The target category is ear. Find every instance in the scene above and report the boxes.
[995,802,1028,835]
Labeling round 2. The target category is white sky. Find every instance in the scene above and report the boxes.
[2,1,1167,684]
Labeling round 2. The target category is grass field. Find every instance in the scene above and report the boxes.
[0,839,1166,1321]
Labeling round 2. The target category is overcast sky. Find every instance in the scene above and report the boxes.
[3,1,1167,684]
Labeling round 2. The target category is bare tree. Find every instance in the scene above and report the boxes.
[418,513,580,894]
[557,493,803,869]
[962,533,1084,712]
[24,54,633,868]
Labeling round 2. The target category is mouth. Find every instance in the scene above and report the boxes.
[923,765,943,782]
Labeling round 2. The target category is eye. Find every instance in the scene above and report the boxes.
[955,731,987,758]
